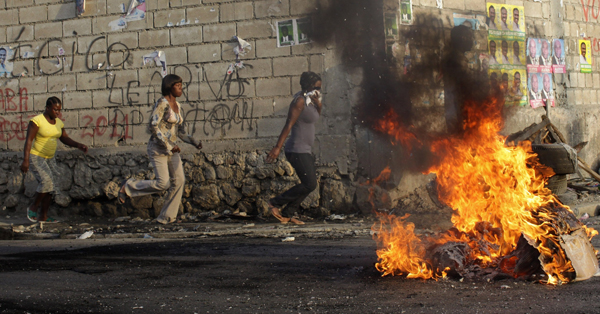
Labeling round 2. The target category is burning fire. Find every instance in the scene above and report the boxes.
[372,97,598,284]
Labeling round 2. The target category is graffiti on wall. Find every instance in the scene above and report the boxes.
[0,34,257,148]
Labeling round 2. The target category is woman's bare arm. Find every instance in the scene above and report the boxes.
[266,97,306,163]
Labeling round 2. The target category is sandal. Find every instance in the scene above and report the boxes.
[268,203,289,224]
[290,217,305,225]
[26,206,37,223]
[40,217,59,223]
[118,180,129,204]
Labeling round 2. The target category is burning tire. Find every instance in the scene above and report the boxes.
[546,174,567,195]
[532,144,578,175]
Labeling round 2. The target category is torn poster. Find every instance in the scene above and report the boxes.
[76,0,85,16]
[277,20,294,47]
[453,13,481,30]
[232,36,252,57]
[399,0,413,25]
[384,13,398,38]
[552,39,566,74]
[143,51,167,78]
[296,17,311,45]
[0,46,14,78]
[108,0,146,31]
[124,0,146,22]
[579,39,591,73]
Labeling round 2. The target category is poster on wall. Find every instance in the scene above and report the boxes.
[540,72,555,107]
[506,69,527,106]
[527,38,552,73]
[528,72,543,108]
[453,13,486,30]
[552,39,566,73]
[0,46,14,78]
[579,39,592,73]
[487,3,525,35]
[277,20,295,47]
[399,0,413,25]
[384,13,398,38]
[296,17,312,44]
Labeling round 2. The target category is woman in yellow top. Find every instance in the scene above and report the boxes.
[20,97,88,222]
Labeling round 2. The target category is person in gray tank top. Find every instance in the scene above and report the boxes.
[266,72,323,225]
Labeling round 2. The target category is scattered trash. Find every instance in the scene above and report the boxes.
[500,285,511,289]
[579,213,590,221]
[114,216,131,222]
[78,230,94,239]
[129,217,145,223]
[143,233,153,239]
[282,236,295,242]
[242,223,255,228]
[327,214,346,220]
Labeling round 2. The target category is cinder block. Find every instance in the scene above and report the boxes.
[255,77,290,97]
[464,0,486,11]
[108,32,138,50]
[187,6,219,24]
[170,26,203,45]
[0,27,7,43]
[7,25,33,42]
[586,72,594,88]
[48,74,77,92]
[63,19,92,37]
[256,38,290,57]
[237,20,273,39]
[220,2,254,22]
[78,109,107,130]
[252,98,275,117]
[127,14,155,32]
[222,116,257,139]
[33,93,61,112]
[139,29,170,48]
[290,0,319,15]
[8,0,34,7]
[309,54,323,73]
[188,43,221,63]
[565,4,574,20]
[63,91,93,110]
[77,72,108,90]
[203,23,236,42]
[578,73,586,88]
[291,43,327,55]
[12,60,33,77]
[256,117,286,137]
[172,63,202,83]
[273,56,308,76]
[203,62,233,81]
[222,41,256,60]
[443,0,465,10]
[138,67,165,86]
[19,6,46,23]
[239,59,273,78]
[92,15,121,34]
[575,89,583,105]
[34,22,63,40]
[110,69,139,88]
[78,35,107,54]
[92,88,125,108]
[524,2,543,19]
[255,0,290,18]
[162,46,188,64]
[20,77,47,94]
[154,9,186,27]
[48,3,77,20]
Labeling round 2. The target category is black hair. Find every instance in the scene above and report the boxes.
[0,48,6,53]
[161,74,183,96]
[300,71,321,91]
[46,96,62,108]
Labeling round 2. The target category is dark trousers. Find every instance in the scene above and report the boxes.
[270,153,317,217]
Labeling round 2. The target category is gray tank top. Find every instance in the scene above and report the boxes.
[284,92,320,153]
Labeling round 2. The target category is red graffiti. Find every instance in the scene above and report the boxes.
[0,88,29,112]
[581,0,600,22]
[80,114,133,140]
[0,114,34,143]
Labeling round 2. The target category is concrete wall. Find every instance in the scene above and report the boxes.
[0,0,362,216]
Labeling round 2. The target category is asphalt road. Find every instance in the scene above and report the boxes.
[1,236,600,314]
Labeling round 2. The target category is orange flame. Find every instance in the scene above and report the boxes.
[372,97,597,284]
[374,110,422,150]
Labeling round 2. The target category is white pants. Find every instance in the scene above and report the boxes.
[124,151,184,223]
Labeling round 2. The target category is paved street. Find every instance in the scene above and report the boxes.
[1,231,600,314]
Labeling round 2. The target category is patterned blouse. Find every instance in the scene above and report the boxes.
[148,97,199,155]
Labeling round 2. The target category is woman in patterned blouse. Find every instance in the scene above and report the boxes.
[118,74,202,224]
